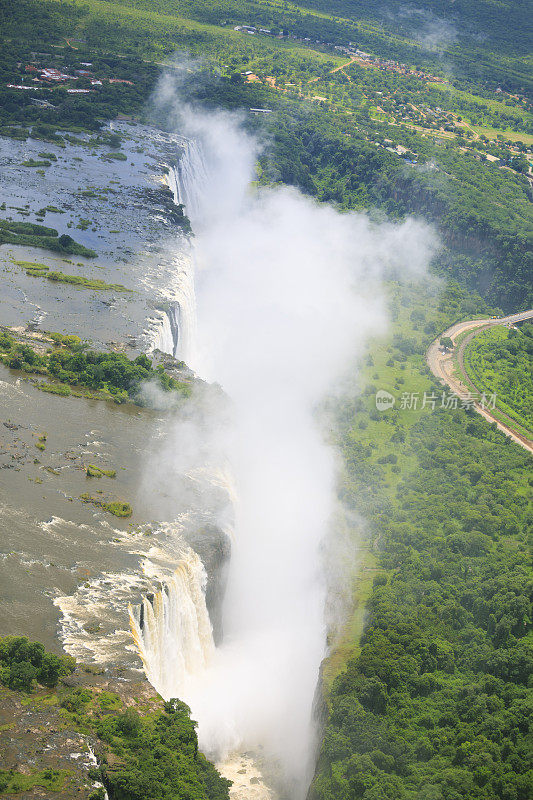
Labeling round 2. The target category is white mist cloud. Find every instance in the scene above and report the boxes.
[396,7,458,55]
[144,76,439,795]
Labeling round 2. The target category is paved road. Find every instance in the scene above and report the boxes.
[427,310,533,454]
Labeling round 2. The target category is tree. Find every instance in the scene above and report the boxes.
[440,336,453,349]
[38,652,75,687]
[116,708,141,736]
[58,234,74,248]
[6,661,37,691]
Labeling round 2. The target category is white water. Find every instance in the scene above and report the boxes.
[132,139,218,687]
[129,549,215,700]
[148,143,201,364]
[171,139,211,220]
[151,310,175,355]
[169,258,196,363]
[149,259,196,363]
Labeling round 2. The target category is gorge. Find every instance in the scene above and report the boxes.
[121,89,438,797]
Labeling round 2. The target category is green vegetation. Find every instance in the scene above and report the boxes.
[38,205,63,214]
[0,331,191,404]
[80,494,133,517]
[259,109,532,310]
[0,220,96,257]
[0,768,70,794]
[311,282,532,800]
[0,637,230,800]
[96,698,231,799]
[22,158,51,167]
[86,464,117,478]
[38,382,71,396]
[47,270,128,291]
[0,0,530,309]
[0,635,75,692]
[45,270,129,291]
[464,323,533,437]
[0,0,531,795]
[14,259,50,275]
[14,259,130,290]
[105,501,132,517]
[102,151,128,160]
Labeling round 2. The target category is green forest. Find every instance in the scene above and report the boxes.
[311,283,532,800]
[463,323,533,436]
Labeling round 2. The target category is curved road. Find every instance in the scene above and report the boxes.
[427,310,533,454]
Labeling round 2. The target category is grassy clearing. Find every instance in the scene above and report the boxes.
[471,125,533,144]
[0,768,70,794]
[44,0,345,67]
[453,344,533,440]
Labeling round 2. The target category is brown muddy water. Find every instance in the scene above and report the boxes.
[0,362,231,664]
[0,123,229,672]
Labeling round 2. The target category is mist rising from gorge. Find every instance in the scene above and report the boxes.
[143,73,438,795]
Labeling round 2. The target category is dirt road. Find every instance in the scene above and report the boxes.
[426,311,533,454]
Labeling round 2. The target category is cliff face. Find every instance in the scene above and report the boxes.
[305,657,330,800]
[186,523,232,646]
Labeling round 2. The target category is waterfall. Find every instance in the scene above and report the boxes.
[129,550,215,700]
[149,139,205,365]
[151,310,175,356]
[150,304,181,359]
[171,139,210,224]
[167,303,180,350]
[132,139,216,700]
[148,262,196,364]
[169,257,196,364]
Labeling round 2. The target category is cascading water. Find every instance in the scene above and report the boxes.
[150,303,182,359]
[129,102,423,794]
[132,136,221,703]
[151,309,175,356]
[169,260,196,364]
[171,139,210,221]
[129,549,215,701]
[149,140,205,364]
